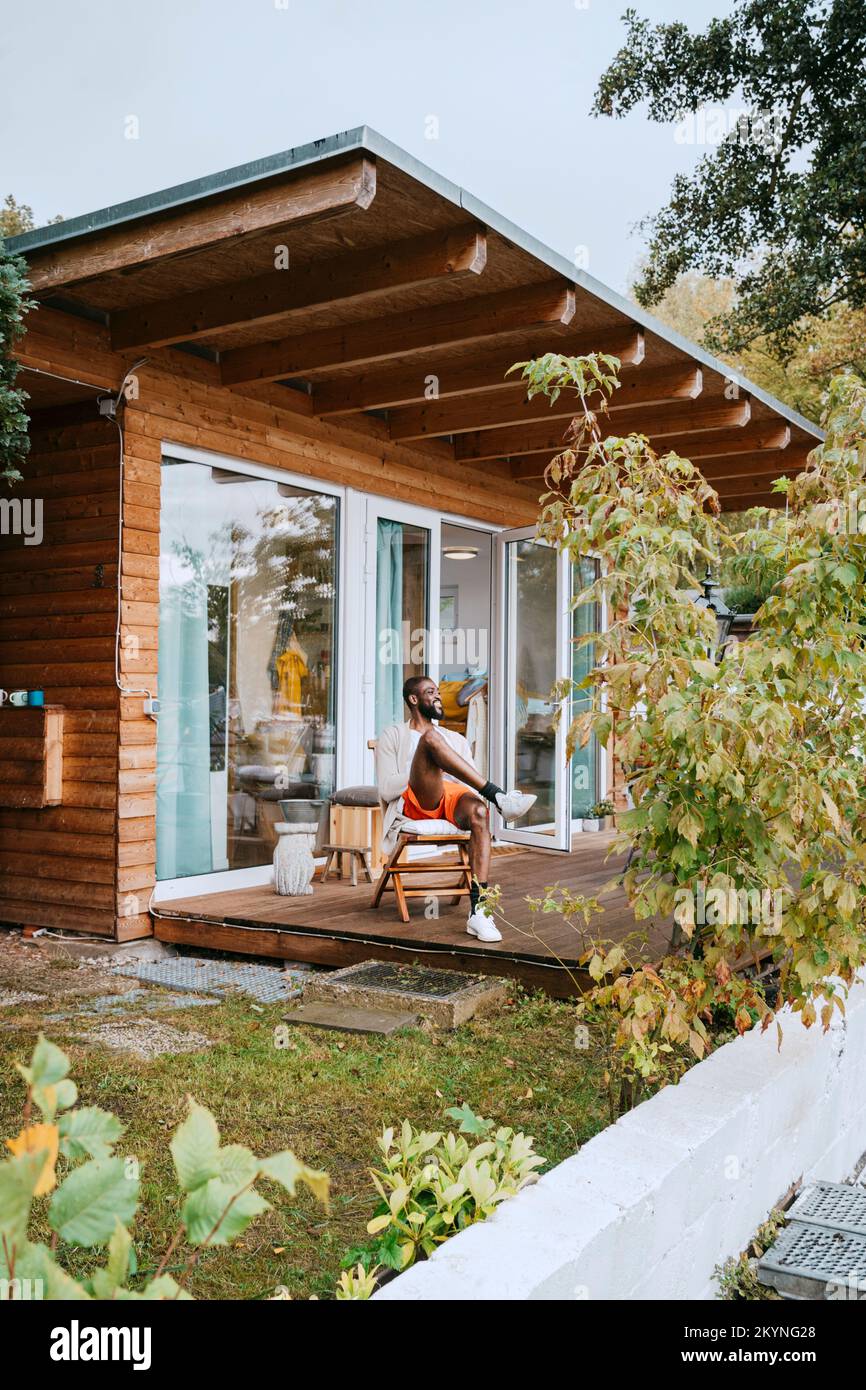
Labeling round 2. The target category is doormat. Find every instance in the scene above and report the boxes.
[110,957,310,1004]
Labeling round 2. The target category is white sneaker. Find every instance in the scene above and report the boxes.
[466,907,503,943]
[495,789,537,821]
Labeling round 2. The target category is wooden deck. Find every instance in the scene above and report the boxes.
[154,833,671,997]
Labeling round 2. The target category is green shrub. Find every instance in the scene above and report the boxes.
[362,1105,544,1276]
[0,1035,328,1300]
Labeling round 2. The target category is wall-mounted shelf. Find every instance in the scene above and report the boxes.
[0,705,64,808]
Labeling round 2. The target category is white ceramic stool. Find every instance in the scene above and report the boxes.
[273,820,319,896]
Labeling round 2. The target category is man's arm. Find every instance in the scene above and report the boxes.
[375,725,409,805]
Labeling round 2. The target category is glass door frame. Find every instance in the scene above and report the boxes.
[360,495,441,782]
[153,441,346,903]
[492,524,574,852]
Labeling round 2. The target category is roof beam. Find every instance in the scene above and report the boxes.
[388,365,701,440]
[109,225,487,351]
[702,447,812,483]
[24,156,378,295]
[220,280,576,387]
[455,398,751,463]
[718,492,787,512]
[662,423,791,460]
[509,433,804,482]
[311,326,645,416]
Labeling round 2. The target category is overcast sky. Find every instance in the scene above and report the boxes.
[0,0,734,293]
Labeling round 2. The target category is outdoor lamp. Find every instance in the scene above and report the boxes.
[696,566,734,661]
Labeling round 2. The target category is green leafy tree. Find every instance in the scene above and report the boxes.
[594,1,866,355]
[511,352,866,1059]
[649,270,866,423]
[0,231,32,486]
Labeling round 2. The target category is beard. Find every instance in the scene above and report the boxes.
[417,696,443,720]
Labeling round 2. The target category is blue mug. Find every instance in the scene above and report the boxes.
[27,690,44,707]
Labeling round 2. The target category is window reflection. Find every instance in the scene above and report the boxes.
[157,462,338,880]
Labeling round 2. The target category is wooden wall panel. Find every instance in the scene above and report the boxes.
[0,417,123,938]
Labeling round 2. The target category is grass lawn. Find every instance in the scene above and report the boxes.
[0,956,610,1300]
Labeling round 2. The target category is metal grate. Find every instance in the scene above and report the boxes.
[758,1220,866,1298]
[787,1182,866,1237]
[110,958,309,1004]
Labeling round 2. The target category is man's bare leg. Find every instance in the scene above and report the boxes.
[407,726,488,809]
[453,792,491,884]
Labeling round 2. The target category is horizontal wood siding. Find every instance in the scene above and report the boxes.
[0,416,122,936]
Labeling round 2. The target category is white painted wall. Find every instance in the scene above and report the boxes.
[376,974,866,1301]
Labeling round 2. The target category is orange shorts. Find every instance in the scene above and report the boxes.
[402,780,469,826]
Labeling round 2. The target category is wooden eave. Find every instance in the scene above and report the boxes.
[11,125,823,507]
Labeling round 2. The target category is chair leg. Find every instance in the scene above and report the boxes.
[350,852,359,889]
[370,838,405,908]
[392,870,410,923]
[361,851,373,884]
[321,849,336,884]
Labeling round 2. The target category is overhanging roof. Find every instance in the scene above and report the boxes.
[10,126,822,508]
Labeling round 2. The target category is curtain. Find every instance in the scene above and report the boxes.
[156,580,214,879]
[375,518,404,733]
[571,559,598,815]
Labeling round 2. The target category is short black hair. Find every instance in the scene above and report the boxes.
[403,674,429,705]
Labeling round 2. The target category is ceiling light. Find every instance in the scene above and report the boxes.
[443,546,478,560]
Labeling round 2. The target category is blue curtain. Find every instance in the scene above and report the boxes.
[375,519,404,733]
[156,580,214,879]
[571,559,598,815]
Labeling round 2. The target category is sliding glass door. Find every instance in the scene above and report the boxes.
[157,459,339,883]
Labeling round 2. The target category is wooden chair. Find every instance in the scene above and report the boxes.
[370,831,473,923]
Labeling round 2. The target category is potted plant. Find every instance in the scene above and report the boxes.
[584,799,615,832]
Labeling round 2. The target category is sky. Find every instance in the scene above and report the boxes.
[0,0,735,294]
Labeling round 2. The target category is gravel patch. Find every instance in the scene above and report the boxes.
[0,989,46,1008]
[75,1019,214,1059]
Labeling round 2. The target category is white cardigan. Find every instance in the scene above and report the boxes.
[374,720,476,855]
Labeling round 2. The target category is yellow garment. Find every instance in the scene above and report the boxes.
[275,636,308,713]
[437,678,468,732]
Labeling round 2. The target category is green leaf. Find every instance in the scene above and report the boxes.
[257,1150,330,1206]
[0,1152,43,1264]
[106,1220,132,1289]
[30,1036,70,1088]
[182,1178,270,1247]
[58,1105,124,1161]
[443,1104,491,1136]
[170,1098,221,1192]
[216,1143,258,1189]
[13,1241,92,1300]
[48,1157,139,1248]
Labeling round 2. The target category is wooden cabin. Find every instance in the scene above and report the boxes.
[0,127,822,990]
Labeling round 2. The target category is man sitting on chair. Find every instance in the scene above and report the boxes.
[375,674,536,943]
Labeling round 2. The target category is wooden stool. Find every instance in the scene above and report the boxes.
[370,832,472,923]
[320,842,373,888]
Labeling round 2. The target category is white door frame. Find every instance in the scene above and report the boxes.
[153,442,346,902]
[360,495,441,781]
[492,524,573,852]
